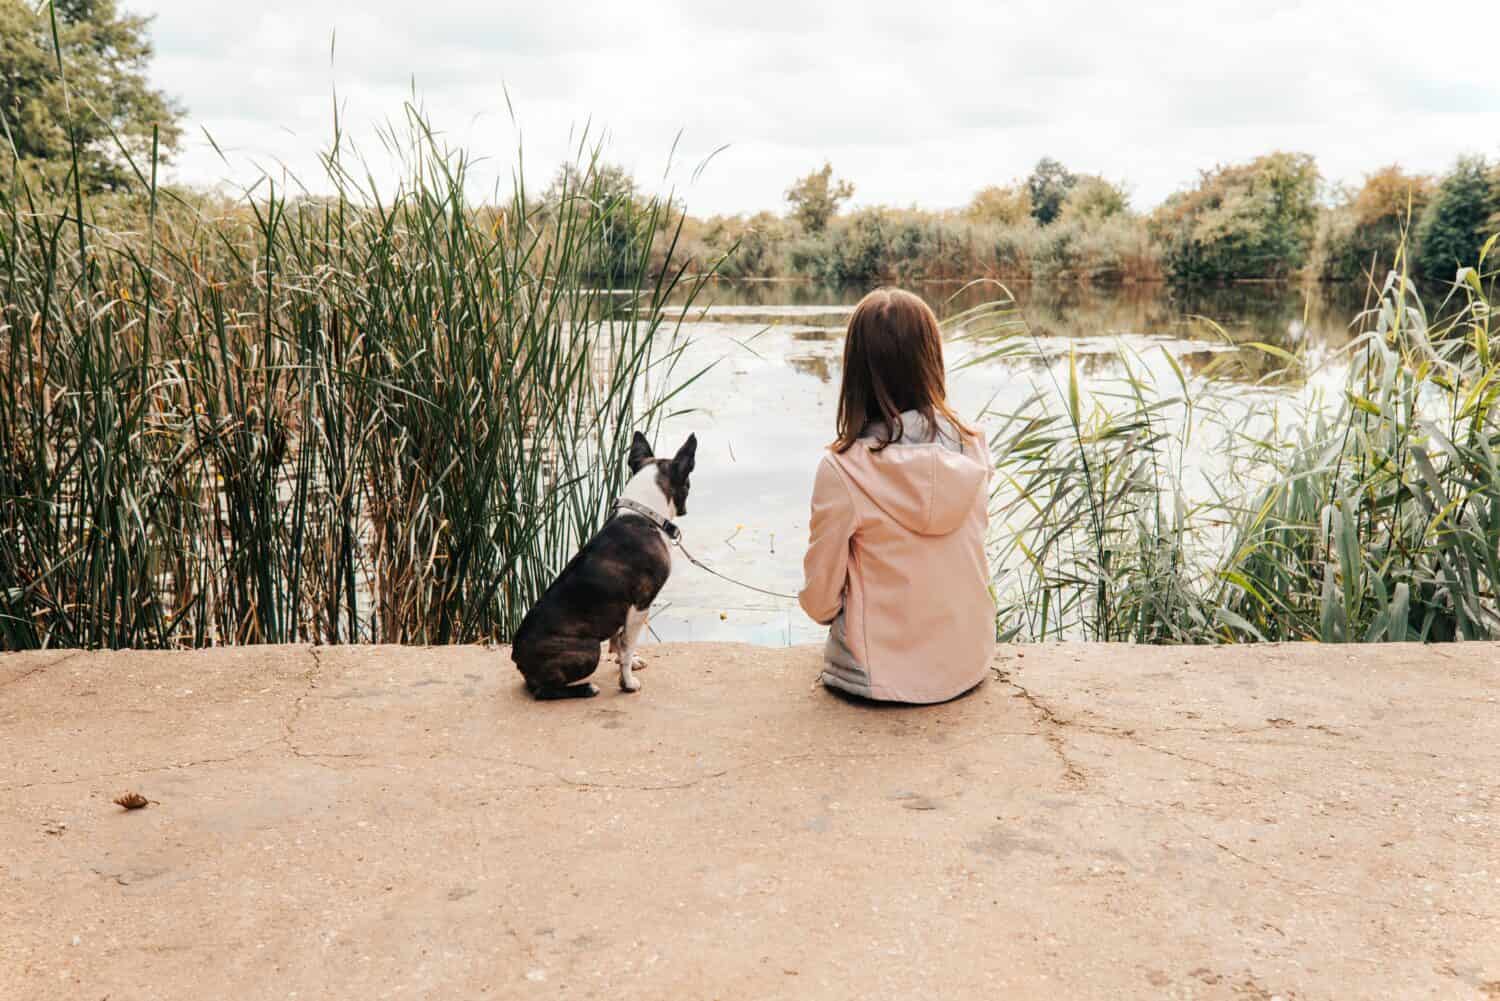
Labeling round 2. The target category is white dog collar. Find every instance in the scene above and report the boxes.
[613,497,681,542]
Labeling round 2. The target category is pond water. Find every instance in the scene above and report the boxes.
[647,280,1368,647]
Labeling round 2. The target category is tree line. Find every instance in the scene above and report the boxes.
[4,2,1495,286]
[684,152,1499,285]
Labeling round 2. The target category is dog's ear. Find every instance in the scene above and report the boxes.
[628,431,654,473]
[671,433,697,478]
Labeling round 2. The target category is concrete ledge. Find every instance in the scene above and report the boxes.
[2,642,1497,999]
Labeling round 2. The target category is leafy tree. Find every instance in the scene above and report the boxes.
[542,160,640,209]
[542,160,653,285]
[0,0,183,191]
[965,184,1032,226]
[1151,152,1321,281]
[1025,157,1077,226]
[1058,175,1128,223]
[1415,156,1495,280]
[1313,166,1433,281]
[785,162,853,234]
[1351,165,1433,227]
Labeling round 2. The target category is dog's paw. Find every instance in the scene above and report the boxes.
[620,675,642,693]
[529,681,599,701]
[630,654,647,671]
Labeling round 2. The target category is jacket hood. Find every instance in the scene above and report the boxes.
[837,410,988,536]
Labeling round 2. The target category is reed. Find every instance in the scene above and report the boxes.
[1222,250,1499,642]
[982,242,1499,643]
[0,94,709,649]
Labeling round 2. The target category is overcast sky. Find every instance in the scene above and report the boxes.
[142,0,1500,215]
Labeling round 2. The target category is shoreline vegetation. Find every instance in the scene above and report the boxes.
[4,104,1495,649]
[981,249,1499,643]
[1,105,712,649]
[3,9,1497,650]
[18,148,1500,293]
[659,154,1500,287]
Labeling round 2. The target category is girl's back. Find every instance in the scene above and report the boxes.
[798,289,995,703]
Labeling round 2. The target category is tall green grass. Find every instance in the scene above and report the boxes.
[984,243,1499,643]
[0,99,709,649]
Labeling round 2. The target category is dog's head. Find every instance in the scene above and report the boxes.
[629,431,697,517]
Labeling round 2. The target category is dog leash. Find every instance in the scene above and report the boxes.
[671,537,801,601]
[614,498,800,601]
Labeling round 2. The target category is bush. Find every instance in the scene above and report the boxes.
[652,211,792,279]
[1030,215,1159,282]
[783,207,1160,285]
[1152,152,1320,281]
[966,185,1032,226]
[1057,176,1129,224]
[1311,167,1433,282]
[983,222,1037,276]
[788,209,969,283]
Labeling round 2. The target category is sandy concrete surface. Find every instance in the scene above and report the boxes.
[2,642,1497,1000]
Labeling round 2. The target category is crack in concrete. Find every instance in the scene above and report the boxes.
[1115,740,1481,845]
[990,666,1497,854]
[1131,798,1500,924]
[278,644,352,766]
[273,645,411,766]
[11,719,1043,796]
[991,666,1361,744]
[8,726,1029,796]
[460,730,1041,794]
[0,738,287,792]
[994,667,1088,788]
[1149,721,1357,738]
[0,650,86,691]
[1,645,336,792]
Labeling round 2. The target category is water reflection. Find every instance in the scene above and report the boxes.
[649,280,1367,647]
[786,353,835,382]
[686,280,1367,353]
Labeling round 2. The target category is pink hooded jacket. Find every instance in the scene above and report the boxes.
[799,411,995,703]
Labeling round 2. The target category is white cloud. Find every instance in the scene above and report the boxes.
[140,0,1500,214]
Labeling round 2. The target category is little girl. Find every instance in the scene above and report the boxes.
[798,288,995,703]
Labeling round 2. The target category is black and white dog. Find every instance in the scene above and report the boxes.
[511,431,696,699]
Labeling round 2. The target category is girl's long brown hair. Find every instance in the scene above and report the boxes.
[832,288,974,452]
